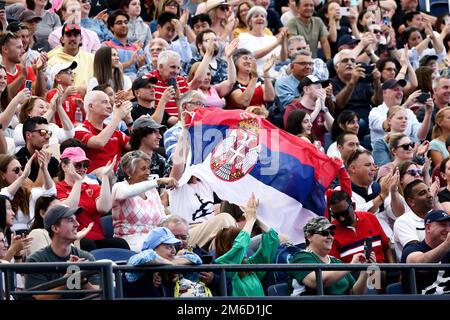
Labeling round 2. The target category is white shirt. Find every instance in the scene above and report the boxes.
[87,76,132,92]
[393,209,426,261]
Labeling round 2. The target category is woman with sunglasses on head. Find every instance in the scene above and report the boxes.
[56,147,130,251]
[288,216,372,296]
[429,107,450,168]
[205,0,236,42]
[13,93,74,153]
[0,150,56,236]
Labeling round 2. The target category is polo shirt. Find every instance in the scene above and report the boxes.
[393,209,426,261]
[15,146,59,182]
[285,16,328,58]
[56,181,103,241]
[330,211,391,263]
[74,119,130,173]
[6,65,36,91]
[147,70,189,117]
[274,74,301,110]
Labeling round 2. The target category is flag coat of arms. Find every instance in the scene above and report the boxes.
[179,108,341,243]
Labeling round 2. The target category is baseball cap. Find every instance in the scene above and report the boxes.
[60,147,90,163]
[131,75,158,94]
[381,78,407,90]
[141,227,181,251]
[132,115,166,131]
[337,35,360,49]
[206,0,230,11]
[303,217,336,237]
[44,205,83,229]
[424,210,450,225]
[298,75,329,93]
[62,23,81,36]
[419,54,438,67]
[48,60,77,85]
[6,22,25,33]
[19,10,42,23]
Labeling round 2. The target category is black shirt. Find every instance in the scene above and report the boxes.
[131,104,172,128]
[438,188,450,203]
[15,147,59,182]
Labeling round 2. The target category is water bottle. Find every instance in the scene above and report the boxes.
[75,105,83,124]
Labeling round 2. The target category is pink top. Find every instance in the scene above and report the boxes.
[112,182,165,238]
[203,85,225,109]
[48,26,101,53]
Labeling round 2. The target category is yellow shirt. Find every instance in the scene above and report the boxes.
[47,46,94,88]
[232,26,273,39]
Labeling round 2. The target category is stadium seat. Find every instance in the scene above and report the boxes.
[267,283,289,296]
[101,214,113,238]
[90,248,136,264]
[386,282,403,294]
[418,0,450,17]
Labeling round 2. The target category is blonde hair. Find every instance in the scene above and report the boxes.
[432,106,450,139]
[383,105,405,132]
[385,132,407,151]
[187,61,202,83]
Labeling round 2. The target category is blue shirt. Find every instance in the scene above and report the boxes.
[275,74,300,110]
[81,18,113,43]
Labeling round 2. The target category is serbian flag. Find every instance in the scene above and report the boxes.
[179,108,341,244]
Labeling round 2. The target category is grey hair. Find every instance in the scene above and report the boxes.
[83,90,107,116]
[119,150,150,177]
[291,49,311,62]
[179,90,207,113]
[287,35,306,48]
[333,49,355,66]
[246,5,267,30]
[157,50,181,67]
[159,214,189,228]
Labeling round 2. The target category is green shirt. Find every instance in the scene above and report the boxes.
[288,250,355,295]
[215,228,279,296]
[286,16,328,58]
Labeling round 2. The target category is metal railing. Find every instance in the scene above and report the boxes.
[1,262,450,300]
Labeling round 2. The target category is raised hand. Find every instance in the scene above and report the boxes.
[94,9,108,22]
[243,192,259,222]
[77,222,94,240]
[101,156,117,178]
[22,153,36,178]
[263,54,276,75]
[65,162,83,182]
[15,87,32,104]
[113,100,133,120]
[417,140,430,157]
[225,38,239,59]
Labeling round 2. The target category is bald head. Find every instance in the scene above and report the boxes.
[84,90,112,119]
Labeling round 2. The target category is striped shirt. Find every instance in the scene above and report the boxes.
[147,70,189,117]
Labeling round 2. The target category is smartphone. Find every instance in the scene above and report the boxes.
[201,255,213,264]
[168,77,177,89]
[382,16,390,25]
[364,237,372,261]
[356,62,373,83]
[417,92,431,103]
[25,80,32,90]
[339,7,351,16]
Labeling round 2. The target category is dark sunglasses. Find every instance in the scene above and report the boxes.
[372,29,382,34]
[315,230,335,237]
[31,129,53,137]
[11,166,23,174]
[80,0,91,3]
[74,162,90,169]
[396,142,414,150]
[331,204,352,218]
[406,169,424,177]
[218,5,229,10]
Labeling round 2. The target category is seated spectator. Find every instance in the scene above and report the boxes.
[285,109,322,150]
[0,151,56,234]
[327,110,360,158]
[87,47,132,92]
[121,0,152,48]
[288,217,371,296]
[137,38,170,78]
[74,90,132,174]
[334,133,361,163]
[14,96,74,153]
[79,0,113,43]
[429,107,450,167]
[45,61,85,126]
[233,0,268,39]
[190,13,212,37]
[376,56,417,96]
[57,147,130,251]
[214,193,279,296]
[188,38,237,109]
[225,48,275,110]
[25,205,100,300]
[48,0,101,53]
[401,210,450,294]
[124,227,202,297]
[111,150,177,252]
[15,117,60,182]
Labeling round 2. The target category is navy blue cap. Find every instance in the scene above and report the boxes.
[424,210,450,225]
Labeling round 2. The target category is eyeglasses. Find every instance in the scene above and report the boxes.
[372,29,382,34]
[240,55,255,61]
[406,169,424,177]
[31,129,53,137]
[73,162,90,170]
[11,166,23,174]
[396,142,414,150]
[150,47,163,52]
[340,57,356,64]
[175,234,189,241]
[114,20,129,25]
[331,204,352,219]
[315,230,335,237]
[293,61,314,66]
[187,101,205,107]
[218,5,229,11]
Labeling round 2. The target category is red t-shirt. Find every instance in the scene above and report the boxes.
[330,211,391,263]
[147,70,189,117]
[6,65,36,91]
[74,120,130,173]
[225,80,265,109]
[56,181,104,241]
[46,89,85,127]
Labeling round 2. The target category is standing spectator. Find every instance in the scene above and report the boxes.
[74,90,132,174]
[205,0,235,42]
[286,0,331,60]
[253,0,284,35]
[121,0,152,47]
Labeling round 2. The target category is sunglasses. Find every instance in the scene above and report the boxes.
[80,0,91,3]
[396,142,414,150]
[331,204,352,219]
[31,129,53,137]
[406,169,424,177]
[218,5,229,11]
[315,230,335,237]
[74,162,90,170]
[372,29,382,34]
[11,166,23,174]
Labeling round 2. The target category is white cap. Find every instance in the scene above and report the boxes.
[205,0,230,11]
[48,60,78,85]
